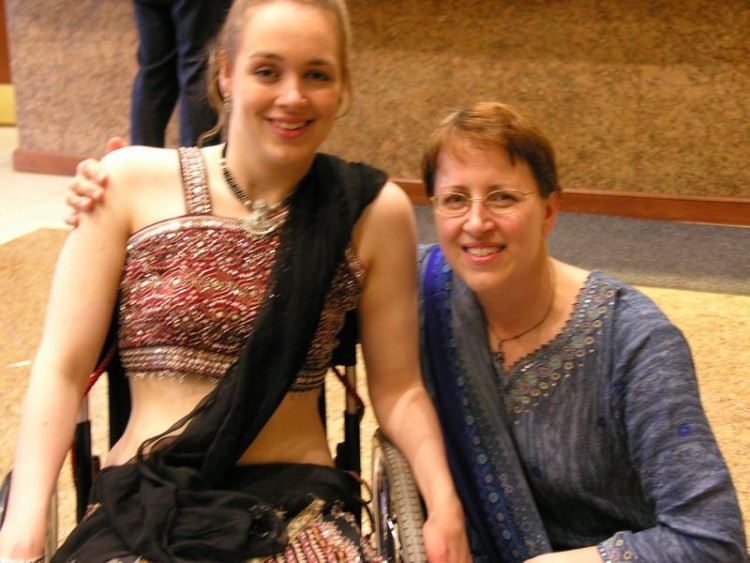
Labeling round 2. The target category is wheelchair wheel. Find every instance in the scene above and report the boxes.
[371,429,426,563]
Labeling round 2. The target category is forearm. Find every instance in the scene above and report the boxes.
[599,527,749,562]
[372,383,460,515]
[0,365,84,553]
[618,323,748,561]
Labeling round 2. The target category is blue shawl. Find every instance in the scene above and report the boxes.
[419,244,551,562]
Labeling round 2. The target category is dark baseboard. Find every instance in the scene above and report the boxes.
[13,147,92,176]
[11,150,749,227]
[394,178,750,227]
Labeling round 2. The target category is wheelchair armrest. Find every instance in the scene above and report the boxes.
[0,470,10,528]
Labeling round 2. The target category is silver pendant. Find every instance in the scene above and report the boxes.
[241,199,287,237]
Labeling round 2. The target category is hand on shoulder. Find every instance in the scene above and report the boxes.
[67,141,179,227]
[66,137,129,227]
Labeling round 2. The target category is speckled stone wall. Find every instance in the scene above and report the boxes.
[6,0,750,198]
[6,1,138,154]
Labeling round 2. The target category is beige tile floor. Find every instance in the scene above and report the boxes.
[0,128,70,245]
[0,126,747,549]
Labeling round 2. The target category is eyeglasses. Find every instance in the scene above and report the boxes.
[430,189,533,217]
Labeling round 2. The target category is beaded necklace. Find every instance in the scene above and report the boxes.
[219,145,292,237]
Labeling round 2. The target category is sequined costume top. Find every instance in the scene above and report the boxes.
[117,147,365,392]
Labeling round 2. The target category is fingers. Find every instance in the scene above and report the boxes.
[75,158,107,184]
[106,136,128,153]
[63,193,88,228]
[65,185,95,230]
[64,212,81,229]
[71,160,106,202]
[65,149,113,224]
[67,177,102,205]
[66,191,94,211]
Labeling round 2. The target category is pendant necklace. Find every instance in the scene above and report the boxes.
[220,145,291,237]
[488,262,557,350]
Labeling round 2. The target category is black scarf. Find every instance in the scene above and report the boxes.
[53,154,386,563]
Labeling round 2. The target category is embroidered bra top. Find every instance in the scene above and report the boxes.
[117,147,365,392]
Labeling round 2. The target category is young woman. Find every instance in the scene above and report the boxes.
[0,1,469,561]
[419,102,747,562]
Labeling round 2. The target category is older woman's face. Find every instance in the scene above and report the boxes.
[432,141,558,296]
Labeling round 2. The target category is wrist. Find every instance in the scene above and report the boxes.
[423,486,464,519]
[0,527,47,563]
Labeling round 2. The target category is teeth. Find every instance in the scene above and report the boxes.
[276,121,306,131]
[466,247,498,257]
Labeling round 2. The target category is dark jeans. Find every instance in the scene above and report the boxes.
[130,0,232,147]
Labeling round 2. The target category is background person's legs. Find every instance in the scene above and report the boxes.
[173,0,232,147]
[130,0,179,147]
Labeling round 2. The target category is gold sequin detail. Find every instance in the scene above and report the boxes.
[252,501,382,562]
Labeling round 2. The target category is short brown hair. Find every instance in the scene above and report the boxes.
[421,101,560,198]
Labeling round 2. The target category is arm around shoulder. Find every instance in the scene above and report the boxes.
[66,137,131,225]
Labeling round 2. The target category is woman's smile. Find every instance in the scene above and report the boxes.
[462,241,506,261]
[267,115,314,137]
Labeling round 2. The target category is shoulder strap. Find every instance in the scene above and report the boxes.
[177,147,212,214]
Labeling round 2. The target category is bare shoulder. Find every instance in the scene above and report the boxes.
[370,180,414,215]
[355,180,417,270]
[357,180,415,235]
[100,146,181,187]
[554,260,590,285]
[100,146,186,228]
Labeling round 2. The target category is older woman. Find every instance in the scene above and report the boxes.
[418,101,747,562]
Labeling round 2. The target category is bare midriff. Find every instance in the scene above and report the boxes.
[104,377,333,468]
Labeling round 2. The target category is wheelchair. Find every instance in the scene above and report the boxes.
[1,311,427,562]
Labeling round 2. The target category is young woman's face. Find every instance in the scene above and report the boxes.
[433,141,559,296]
[221,1,345,167]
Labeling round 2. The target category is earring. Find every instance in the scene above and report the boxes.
[223,95,232,115]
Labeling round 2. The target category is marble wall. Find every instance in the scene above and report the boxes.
[6,0,750,198]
